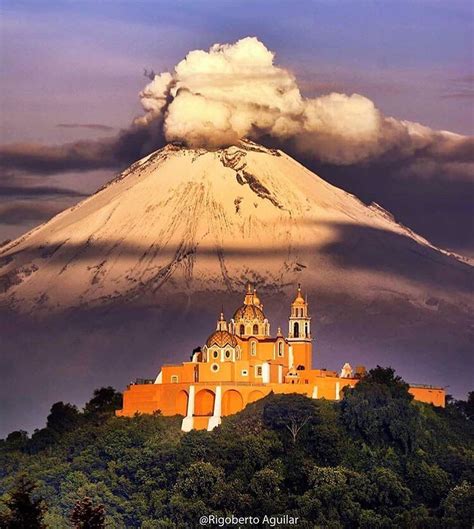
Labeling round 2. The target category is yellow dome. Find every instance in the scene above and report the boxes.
[206,330,238,348]
[233,304,266,323]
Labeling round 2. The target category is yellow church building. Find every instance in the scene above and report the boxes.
[117,284,445,430]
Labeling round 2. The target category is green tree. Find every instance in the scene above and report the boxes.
[442,481,474,529]
[263,394,315,445]
[169,462,226,526]
[297,466,365,527]
[341,366,420,453]
[70,497,105,529]
[406,459,450,507]
[250,466,285,515]
[4,431,28,452]
[28,428,57,454]
[368,467,411,513]
[47,402,81,434]
[452,390,474,421]
[84,387,122,419]
[1,477,46,529]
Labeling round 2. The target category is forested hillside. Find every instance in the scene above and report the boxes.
[1,369,473,528]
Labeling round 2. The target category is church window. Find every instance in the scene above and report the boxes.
[211,363,219,372]
[278,341,284,357]
[253,324,259,335]
[225,350,231,360]
[305,322,309,337]
[255,365,263,377]
[213,350,219,359]
[239,324,245,335]
[293,322,299,338]
[171,375,179,383]
[251,341,257,356]
[241,369,248,376]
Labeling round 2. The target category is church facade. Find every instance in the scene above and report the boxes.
[117,284,445,431]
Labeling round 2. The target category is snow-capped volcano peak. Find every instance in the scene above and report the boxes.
[0,140,471,314]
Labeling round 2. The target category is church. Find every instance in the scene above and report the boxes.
[117,284,445,431]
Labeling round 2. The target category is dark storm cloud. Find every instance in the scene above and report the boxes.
[0,184,87,198]
[0,202,66,225]
[441,75,474,100]
[0,116,165,175]
[301,157,474,255]
[56,123,115,132]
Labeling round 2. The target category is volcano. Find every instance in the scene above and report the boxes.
[0,140,472,435]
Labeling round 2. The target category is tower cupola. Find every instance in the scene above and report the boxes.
[216,309,228,331]
[288,284,311,341]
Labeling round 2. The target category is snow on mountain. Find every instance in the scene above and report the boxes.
[1,139,470,314]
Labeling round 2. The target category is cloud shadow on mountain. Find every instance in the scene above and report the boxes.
[1,221,472,298]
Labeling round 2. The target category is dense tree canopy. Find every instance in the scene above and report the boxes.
[0,371,473,528]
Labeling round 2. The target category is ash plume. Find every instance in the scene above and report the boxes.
[1,37,473,183]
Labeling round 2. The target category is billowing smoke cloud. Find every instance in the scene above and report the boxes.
[1,36,472,178]
[136,37,474,172]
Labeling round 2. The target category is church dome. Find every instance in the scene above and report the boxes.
[206,330,238,348]
[233,303,266,323]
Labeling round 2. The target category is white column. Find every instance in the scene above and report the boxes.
[208,385,222,431]
[262,362,270,384]
[312,386,318,399]
[288,345,294,368]
[335,381,340,401]
[181,385,195,432]
[278,365,283,384]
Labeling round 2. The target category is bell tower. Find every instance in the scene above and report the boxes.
[287,284,312,370]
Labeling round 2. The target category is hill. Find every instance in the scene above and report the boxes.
[0,368,473,528]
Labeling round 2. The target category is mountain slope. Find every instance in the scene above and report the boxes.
[0,140,471,313]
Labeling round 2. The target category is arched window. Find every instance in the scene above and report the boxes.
[278,341,284,357]
[293,322,299,338]
[253,324,259,335]
[305,322,309,337]
[251,341,257,356]
[239,324,245,335]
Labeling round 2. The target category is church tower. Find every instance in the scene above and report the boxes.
[287,285,312,370]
